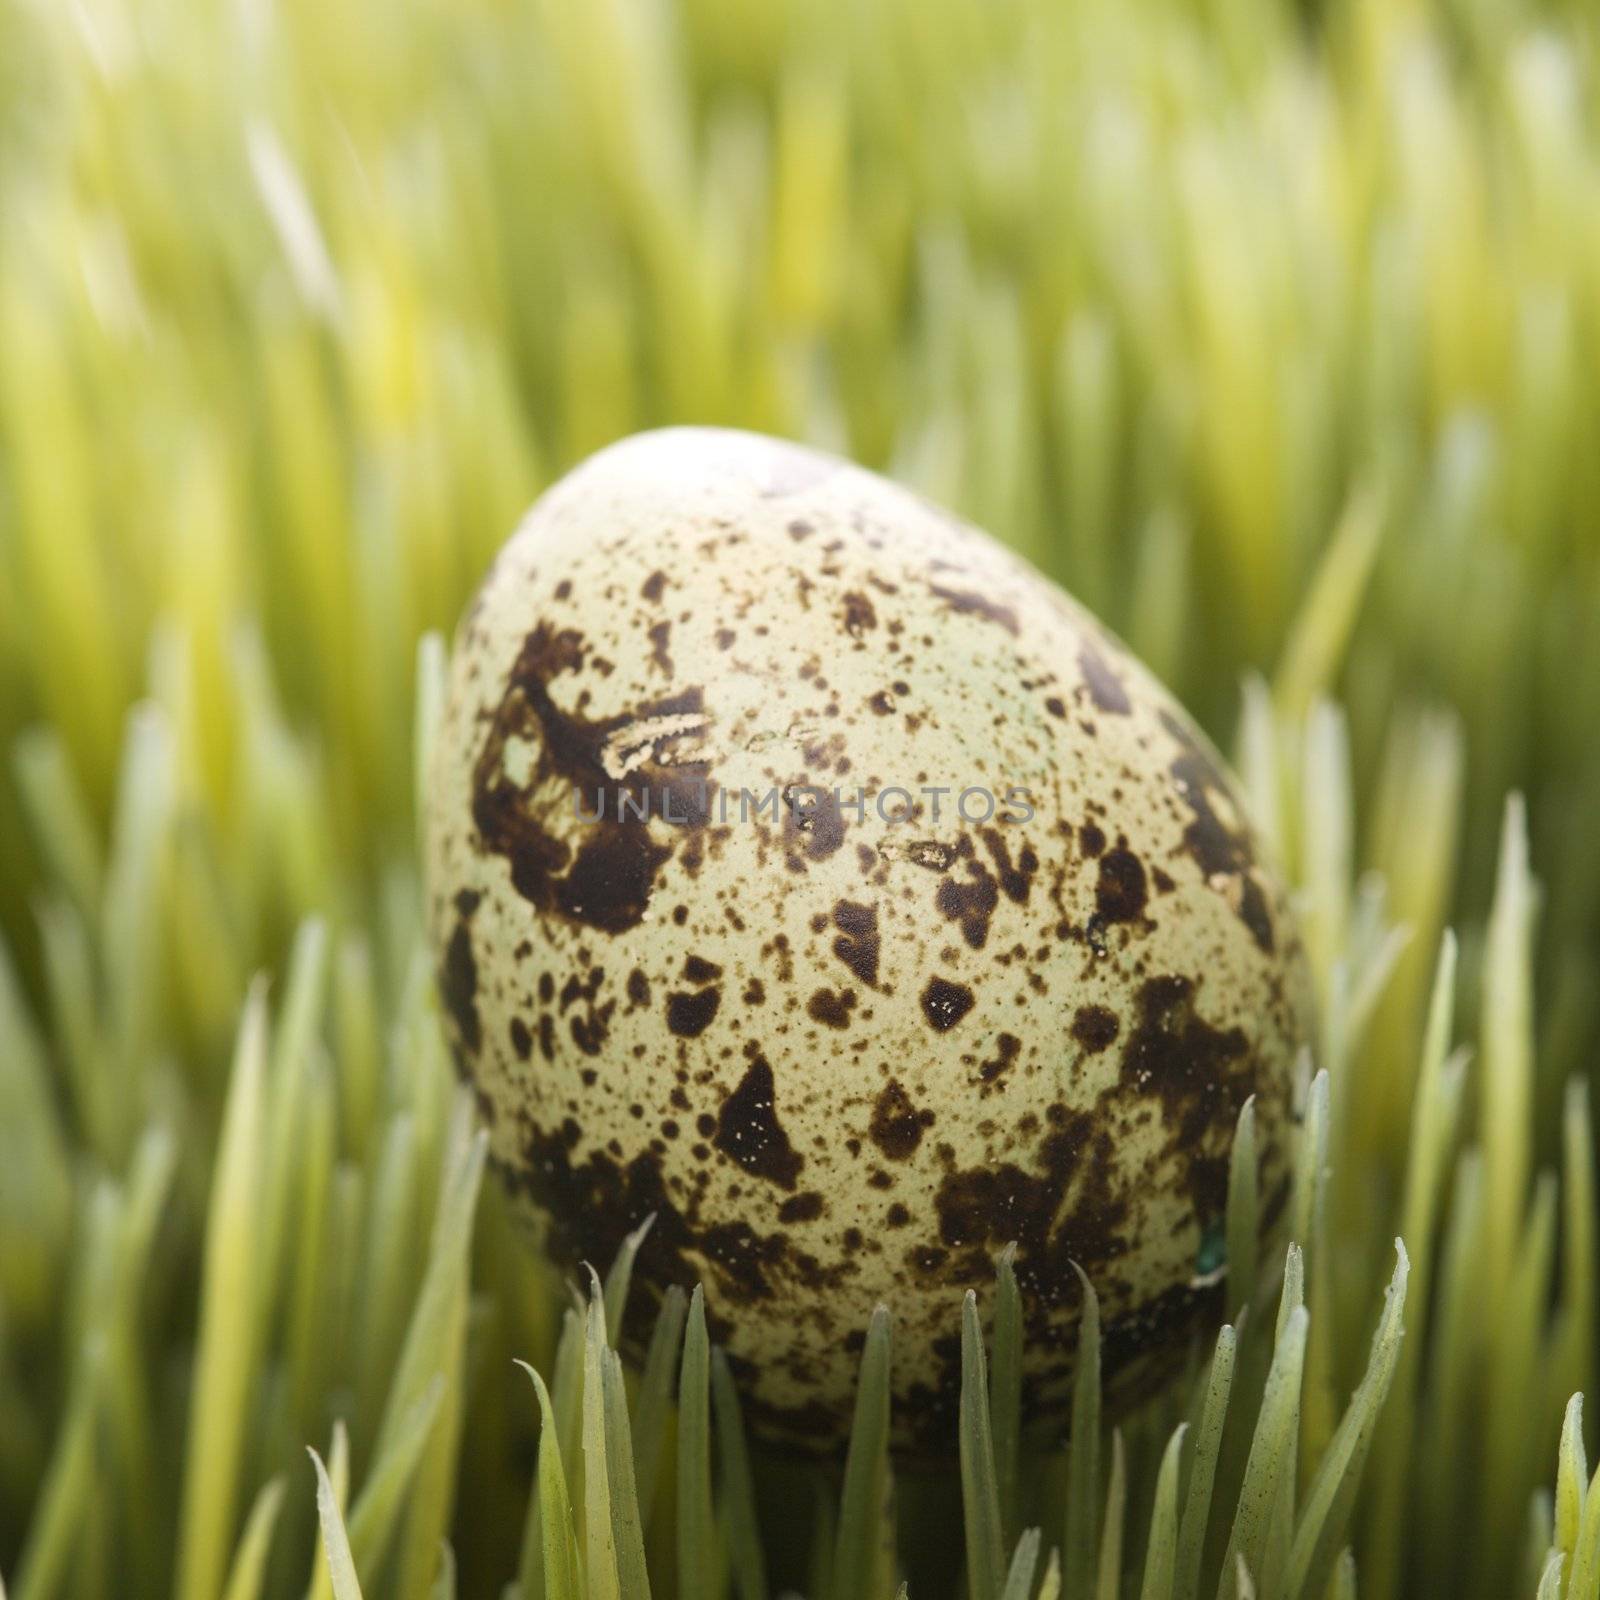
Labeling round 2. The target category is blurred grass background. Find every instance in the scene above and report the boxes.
[2,0,1600,1595]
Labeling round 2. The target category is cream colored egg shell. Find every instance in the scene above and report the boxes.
[426,427,1311,1453]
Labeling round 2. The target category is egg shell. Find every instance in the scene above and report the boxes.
[426,427,1311,1452]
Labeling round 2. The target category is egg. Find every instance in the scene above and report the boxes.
[426,427,1311,1451]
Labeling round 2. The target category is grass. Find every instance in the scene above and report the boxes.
[1,0,1600,1594]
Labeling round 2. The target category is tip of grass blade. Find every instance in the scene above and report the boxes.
[832,1303,893,1600]
[309,1448,365,1600]
[961,1290,1006,1600]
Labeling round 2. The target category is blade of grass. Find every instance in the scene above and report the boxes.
[960,1290,1005,1600]
[1556,1395,1587,1563]
[516,1362,582,1600]
[1175,1324,1237,1600]
[1139,1425,1188,1600]
[1216,1306,1308,1598]
[1064,1265,1101,1599]
[630,1286,687,1532]
[678,1286,716,1600]
[1227,1098,1259,1320]
[345,1376,447,1577]
[583,1283,622,1600]
[308,1423,350,1600]
[176,982,269,1600]
[309,1450,364,1600]
[711,1349,767,1600]
[832,1305,893,1600]
[991,1247,1023,1548]
[603,1216,656,1348]
[603,1347,654,1600]
[999,1529,1040,1600]
[220,1479,286,1600]
[1096,1430,1126,1600]
[11,1338,105,1600]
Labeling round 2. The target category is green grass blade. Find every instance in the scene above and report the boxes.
[603,1216,656,1349]
[960,1290,1006,1600]
[11,1338,104,1600]
[1330,1548,1355,1600]
[991,1247,1023,1548]
[1567,1453,1600,1600]
[630,1285,687,1533]
[1290,1070,1329,1265]
[516,1363,581,1600]
[372,1123,486,1466]
[1227,1097,1259,1319]
[712,1348,767,1600]
[1064,1265,1102,1599]
[1176,1324,1238,1600]
[678,1286,716,1600]
[1000,1529,1040,1600]
[1287,1243,1410,1597]
[220,1478,286,1600]
[1139,1425,1188,1600]
[1096,1430,1126,1600]
[603,1347,654,1600]
[583,1284,622,1600]
[345,1375,447,1577]
[176,982,269,1600]
[832,1305,893,1600]
[308,1423,351,1600]
[1216,1306,1308,1598]
[1480,795,1536,1306]
[1557,1395,1588,1562]
[1535,1549,1564,1600]
[309,1450,365,1600]
[429,1543,455,1600]
[258,918,329,1340]
[1036,1548,1061,1600]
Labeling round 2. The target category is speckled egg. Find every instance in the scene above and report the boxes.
[426,427,1311,1451]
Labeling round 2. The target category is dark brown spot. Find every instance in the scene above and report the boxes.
[509,1015,532,1061]
[778,1192,824,1223]
[470,623,712,936]
[831,900,880,986]
[497,1124,828,1336]
[1079,822,1106,857]
[1237,877,1276,954]
[870,1080,935,1159]
[715,1049,803,1189]
[647,620,673,675]
[928,583,1019,636]
[1160,711,1272,953]
[1077,640,1131,715]
[1121,974,1251,1218]
[783,784,846,867]
[1071,1005,1119,1053]
[807,988,857,1029]
[683,954,723,984]
[666,987,722,1038]
[980,828,1037,904]
[1094,848,1148,926]
[439,890,481,1055]
[936,860,999,949]
[978,1032,1022,1083]
[841,592,878,637]
[921,977,975,1031]
[627,968,650,1007]
[641,570,668,602]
